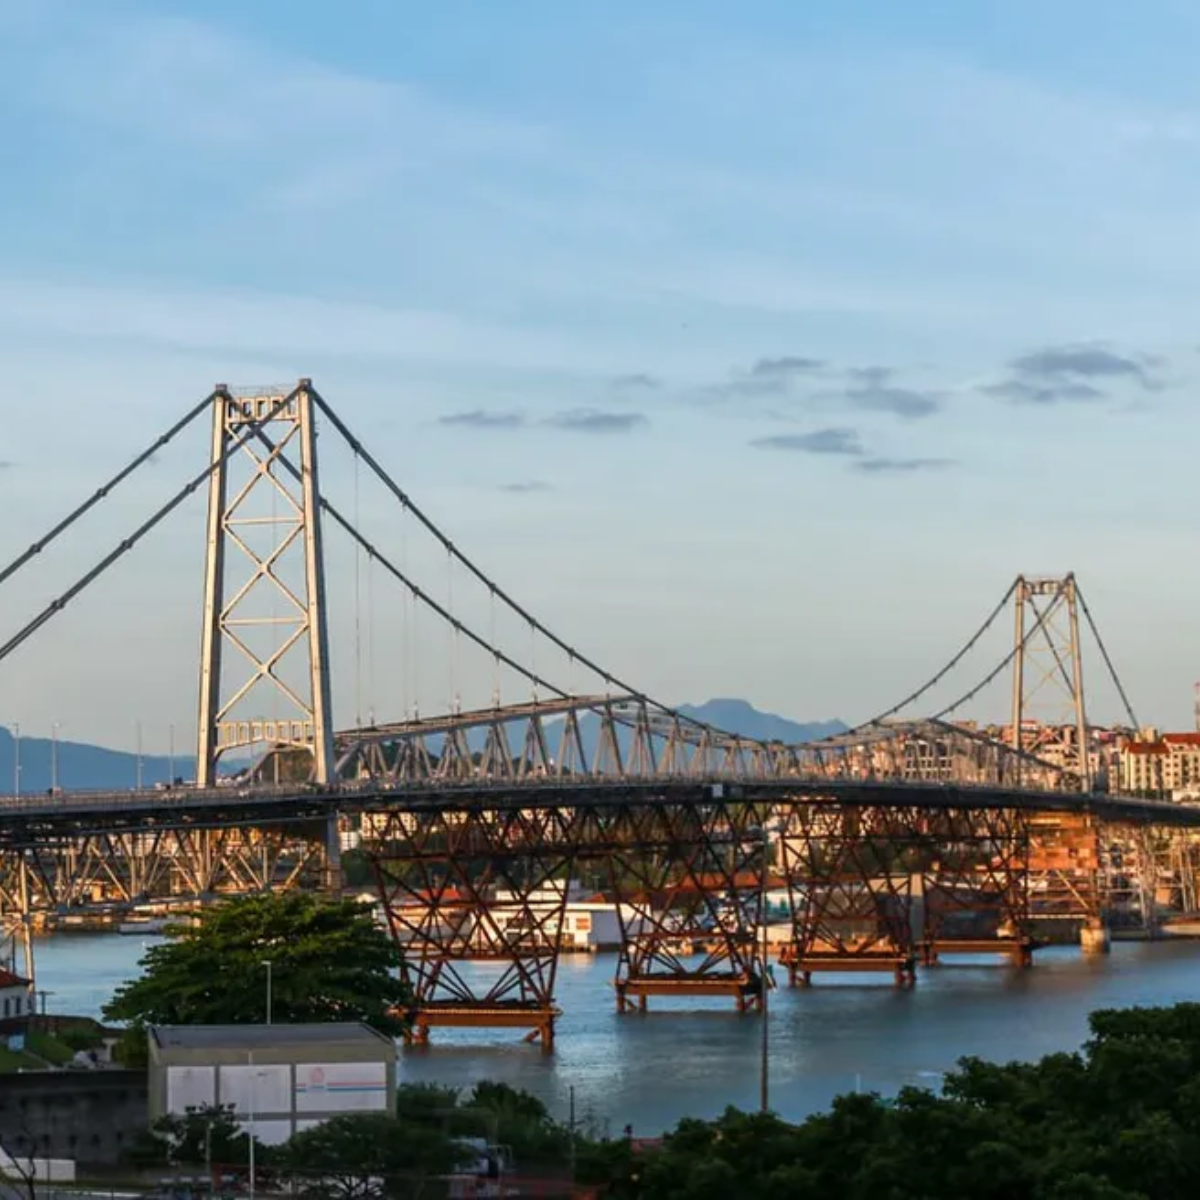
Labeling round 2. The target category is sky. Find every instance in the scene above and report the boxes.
[2,0,1200,751]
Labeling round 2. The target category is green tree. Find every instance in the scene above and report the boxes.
[103,892,409,1036]
[124,1103,267,1169]
[278,1112,469,1200]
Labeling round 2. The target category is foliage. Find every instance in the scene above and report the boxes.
[278,1112,470,1200]
[581,1002,1200,1199]
[103,892,409,1036]
[124,1103,266,1169]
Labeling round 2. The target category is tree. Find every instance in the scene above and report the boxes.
[123,1103,265,1169]
[103,893,409,1036]
[278,1112,469,1200]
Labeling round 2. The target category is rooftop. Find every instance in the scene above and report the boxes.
[0,969,30,989]
[148,1023,393,1051]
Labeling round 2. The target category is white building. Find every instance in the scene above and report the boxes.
[0,968,33,1020]
[147,1023,396,1146]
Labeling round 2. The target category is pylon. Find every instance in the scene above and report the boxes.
[1010,574,1091,791]
[195,381,335,787]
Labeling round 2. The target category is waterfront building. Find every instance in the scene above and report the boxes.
[147,1023,396,1145]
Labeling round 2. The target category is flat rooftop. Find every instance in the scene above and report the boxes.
[148,1022,394,1051]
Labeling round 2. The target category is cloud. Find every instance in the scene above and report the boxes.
[846,366,894,386]
[498,481,553,494]
[0,460,13,469]
[980,379,1105,405]
[984,342,1165,405]
[855,456,953,474]
[841,382,941,419]
[545,409,647,433]
[750,428,863,456]
[749,356,826,379]
[611,373,661,390]
[437,409,525,429]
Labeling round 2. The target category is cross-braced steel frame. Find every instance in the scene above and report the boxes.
[197,383,335,787]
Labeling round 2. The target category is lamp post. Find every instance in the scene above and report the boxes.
[749,818,782,1115]
[169,722,176,784]
[262,960,273,1025]
[51,721,60,793]
[10,723,19,797]
[135,720,143,790]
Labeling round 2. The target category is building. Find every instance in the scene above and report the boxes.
[1119,730,1200,797]
[147,1023,396,1145]
[0,968,33,1020]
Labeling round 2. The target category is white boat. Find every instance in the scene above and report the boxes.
[117,917,169,936]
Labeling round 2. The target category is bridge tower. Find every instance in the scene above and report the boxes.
[1010,574,1091,791]
[196,382,335,787]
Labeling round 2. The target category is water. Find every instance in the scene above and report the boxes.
[33,933,1200,1137]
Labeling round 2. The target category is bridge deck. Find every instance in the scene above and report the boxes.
[0,778,1196,840]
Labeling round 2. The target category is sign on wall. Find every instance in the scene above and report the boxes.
[294,1061,387,1113]
[219,1063,291,1115]
[166,1065,216,1113]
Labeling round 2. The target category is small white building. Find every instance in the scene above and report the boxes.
[0,968,33,1020]
[148,1023,397,1146]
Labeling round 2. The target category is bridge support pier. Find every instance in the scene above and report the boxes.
[369,806,572,1052]
[605,800,764,1014]
[777,804,919,987]
[1079,918,1111,955]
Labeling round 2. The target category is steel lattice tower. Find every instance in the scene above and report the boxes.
[1010,574,1091,791]
[196,381,335,787]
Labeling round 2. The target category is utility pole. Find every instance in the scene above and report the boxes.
[760,823,771,1114]
[262,960,273,1025]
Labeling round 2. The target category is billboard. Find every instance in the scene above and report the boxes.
[166,1065,216,1113]
[219,1063,291,1115]
[294,1061,388,1113]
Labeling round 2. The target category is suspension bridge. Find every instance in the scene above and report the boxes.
[1,380,1197,1048]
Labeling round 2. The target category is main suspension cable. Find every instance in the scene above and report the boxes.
[0,391,216,588]
[0,392,296,668]
[812,579,1019,743]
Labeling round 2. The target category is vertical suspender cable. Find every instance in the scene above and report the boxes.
[490,588,500,707]
[353,450,363,728]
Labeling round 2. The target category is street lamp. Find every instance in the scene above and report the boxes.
[750,819,783,1114]
[135,720,143,790]
[51,721,60,793]
[262,960,273,1025]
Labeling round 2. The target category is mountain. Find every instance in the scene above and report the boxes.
[0,699,844,792]
[0,726,188,794]
[674,698,846,744]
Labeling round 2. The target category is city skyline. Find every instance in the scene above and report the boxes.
[3,1,1200,745]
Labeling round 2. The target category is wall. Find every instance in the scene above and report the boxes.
[0,1071,147,1168]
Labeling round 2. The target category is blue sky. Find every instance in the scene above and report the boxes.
[1,0,1198,750]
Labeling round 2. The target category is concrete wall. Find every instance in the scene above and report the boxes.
[0,1071,147,1168]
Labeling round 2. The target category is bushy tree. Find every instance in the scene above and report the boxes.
[580,1003,1200,1199]
[104,893,409,1036]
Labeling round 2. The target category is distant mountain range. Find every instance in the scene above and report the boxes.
[0,699,845,792]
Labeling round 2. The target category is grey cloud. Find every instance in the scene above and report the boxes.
[546,409,648,433]
[0,460,13,469]
[750,428,863,456]
[1012,345,1160,385]
[846,366,895,386]
[611,373,661,390]
[750,356,826,379]
[498,480,553,494]
[981,379,1105,405]
[844,383,940,419]
[855,456,954,474]
[438,409,525,429]
[985,342,1165,406]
